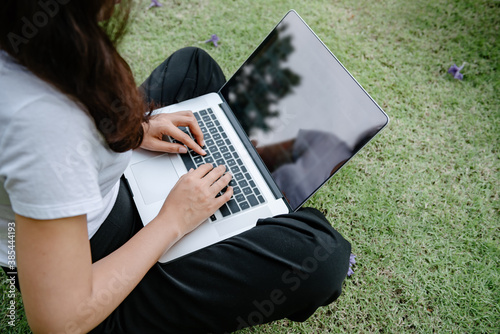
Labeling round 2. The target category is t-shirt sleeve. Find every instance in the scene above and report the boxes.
[0,96,105,220]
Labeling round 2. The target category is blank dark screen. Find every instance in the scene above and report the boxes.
[221,11,389,210]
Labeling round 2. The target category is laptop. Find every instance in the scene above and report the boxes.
[123,10,389,263]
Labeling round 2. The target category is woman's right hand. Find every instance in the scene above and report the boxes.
[156,163,233,237]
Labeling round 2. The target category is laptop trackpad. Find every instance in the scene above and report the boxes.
[130,154,179,205]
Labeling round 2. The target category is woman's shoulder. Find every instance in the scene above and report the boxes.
[1,53,80,115]
[0,51,53,101]
[0,55,119,221]
[0,54,100,145]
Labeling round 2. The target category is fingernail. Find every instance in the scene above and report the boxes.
[179,146,188,154]
[200,149,207,155]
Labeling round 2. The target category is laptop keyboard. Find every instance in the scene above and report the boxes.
[171,108,266,220]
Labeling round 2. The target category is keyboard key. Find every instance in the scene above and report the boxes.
[216,159,225,166]
[181,154,195,171]
[204,156,214,163]
[253,188,260,196]
[205,139,215,147]
[207,108,213,114]
[200,109,208,115]
[213,152,222,159]
[250,180,256,188]
[229,145,235,152]
[216,140,225,146]
[194,156,203,164]
[206,121,214,128]
[230,166,240,174]
[219,204,231,217]
[241,166,247,173]
[239,180,248,188]
[203,115,211,122]
[213,133,222,140]
[243,187,252,195]
[258,195,265,204]
[240,201,250,210]
[220,146,229,153]
[233,186,241,194]
[227,159,236,167]
[194,113,201,120]
[235,173,244,181]
[245,173,251,180]
[247,194,259,207]
[235,194,245,202]
[210,214,217,221]
[227,199,240,213]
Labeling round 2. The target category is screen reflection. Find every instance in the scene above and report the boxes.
[221,11,388,210]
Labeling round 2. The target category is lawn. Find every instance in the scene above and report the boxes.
[1,0,498,332]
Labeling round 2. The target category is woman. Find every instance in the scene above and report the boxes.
[0,1,351,333]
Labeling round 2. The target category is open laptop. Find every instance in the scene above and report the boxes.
[123,10,389,263]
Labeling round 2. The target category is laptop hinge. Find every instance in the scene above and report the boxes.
[218,102,284,202]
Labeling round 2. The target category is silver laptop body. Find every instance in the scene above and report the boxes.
[123,10,389,263]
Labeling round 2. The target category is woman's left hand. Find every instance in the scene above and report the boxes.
[140,111,206,155]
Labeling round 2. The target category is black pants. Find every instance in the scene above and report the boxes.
[89,47,351,334]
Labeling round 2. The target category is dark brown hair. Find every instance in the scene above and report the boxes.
[0,0,147,152]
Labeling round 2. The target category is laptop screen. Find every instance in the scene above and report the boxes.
[220,10,389,210]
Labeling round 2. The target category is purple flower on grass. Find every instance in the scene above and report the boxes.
[204,34,220,47]
[347,253,356,277]
[148,0,162,9]
[447,62,465,80]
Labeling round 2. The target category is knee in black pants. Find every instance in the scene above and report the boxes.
[140,47,226,107]
[252,207,352,322]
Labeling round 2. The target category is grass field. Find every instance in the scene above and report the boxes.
[1,0,499,332]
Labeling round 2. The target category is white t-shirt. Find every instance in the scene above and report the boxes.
[0,52,132,267]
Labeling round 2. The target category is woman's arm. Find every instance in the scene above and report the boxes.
[16,164,233,333]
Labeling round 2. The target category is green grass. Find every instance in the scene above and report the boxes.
[1,0,499,332]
